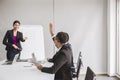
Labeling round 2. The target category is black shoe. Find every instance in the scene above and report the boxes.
[5,60,8,62]
[6,61,13,64]
[2,61,12,65]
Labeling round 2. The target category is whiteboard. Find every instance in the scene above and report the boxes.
[19,25,45,61]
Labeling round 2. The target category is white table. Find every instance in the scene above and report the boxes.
[0,61,54,80]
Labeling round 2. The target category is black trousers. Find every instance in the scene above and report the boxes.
[6,49,20,61]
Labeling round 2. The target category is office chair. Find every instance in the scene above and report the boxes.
[85,66,96,80]
[72,52,83,80]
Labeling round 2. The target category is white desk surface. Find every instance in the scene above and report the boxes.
[0,61,54,80]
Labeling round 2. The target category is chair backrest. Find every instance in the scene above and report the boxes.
[76,52,82,69]
[76,58,82,77]
[79,51,82,58]
[85,67,96,80]
[76,51,83,76]
[72,51,83,79]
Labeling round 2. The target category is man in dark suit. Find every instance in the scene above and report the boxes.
[3,20,27,62]
[35,32,73,80]
[48,23,75,74]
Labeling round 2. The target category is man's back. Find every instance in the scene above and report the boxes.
[41,44,73,80]
[54,44,73,80]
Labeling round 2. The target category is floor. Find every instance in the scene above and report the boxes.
[77,76,120,80]
[95,76,119,80]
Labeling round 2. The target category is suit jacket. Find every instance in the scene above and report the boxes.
[48,43,75,73]
[41,44,73,80]
[3,29,25,51]
[48,43,72,62]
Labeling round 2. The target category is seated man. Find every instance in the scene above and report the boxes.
[48,23,75,74]
[35,32,73,80]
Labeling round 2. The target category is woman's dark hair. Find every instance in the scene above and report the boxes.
[13,20,20,26]
[56,32,69,43]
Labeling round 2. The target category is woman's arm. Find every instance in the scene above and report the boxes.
[20,32,27,42]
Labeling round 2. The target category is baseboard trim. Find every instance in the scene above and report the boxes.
[80,73,120,79]
[106,73,116,77]
[116,73,120,79]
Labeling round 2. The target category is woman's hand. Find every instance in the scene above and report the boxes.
[12,44,19,49]
[23,37,27,41]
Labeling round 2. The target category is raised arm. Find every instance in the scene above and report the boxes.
[49,22,54,37]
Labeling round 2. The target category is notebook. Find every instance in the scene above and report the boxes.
[31,53,38,64]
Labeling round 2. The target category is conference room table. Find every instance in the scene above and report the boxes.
[0,60,54,80]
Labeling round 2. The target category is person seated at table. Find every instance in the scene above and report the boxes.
[48,23,75,74]
[35,32,73,80]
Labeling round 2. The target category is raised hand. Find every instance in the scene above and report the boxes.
[49,22,54,36]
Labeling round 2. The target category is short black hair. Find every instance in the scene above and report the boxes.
[56,32,69,43]
[65,32,69,42]
[13,20,20,26]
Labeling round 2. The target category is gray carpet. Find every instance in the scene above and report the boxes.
[95,76,119,80]
[77,76,120,80]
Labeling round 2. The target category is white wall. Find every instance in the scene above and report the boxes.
[0,0,107,74]
[54,0,107,74]
[0,0,54,60]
